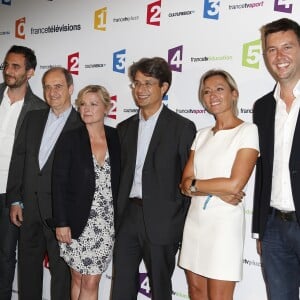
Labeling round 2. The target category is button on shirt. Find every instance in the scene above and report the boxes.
[38,106,72,169]
[0,87,24,193]
[271,81,300,212]
[129,104,163,198]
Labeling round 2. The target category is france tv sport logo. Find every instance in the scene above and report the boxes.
[113,49,126,74]
[68,52,79,75]
[203,0,220,20]
[1,0,11,5]
[274,0,293,13]
[94,7,107,31]
[15,17,26,39]
[146,0,161,26]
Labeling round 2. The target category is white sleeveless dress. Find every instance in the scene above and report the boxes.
[179,122,259,281]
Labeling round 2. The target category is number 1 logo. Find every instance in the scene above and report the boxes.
[94,7,107,31]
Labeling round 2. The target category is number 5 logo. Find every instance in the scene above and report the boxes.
[242,39,261,69]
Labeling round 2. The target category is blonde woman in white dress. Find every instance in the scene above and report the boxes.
[179,69,259,300]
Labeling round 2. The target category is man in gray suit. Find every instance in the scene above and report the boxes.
[7,67,82,300]
[112,57,196,300]
[0,45,47,300]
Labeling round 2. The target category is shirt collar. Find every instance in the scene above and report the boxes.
[273,79,300,101]
[138,103,163,122]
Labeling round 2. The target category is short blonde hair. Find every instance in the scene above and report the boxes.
[75,85,112,110]
[199,69,239,116]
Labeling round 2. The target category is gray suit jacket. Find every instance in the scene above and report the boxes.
[116,105,196,245]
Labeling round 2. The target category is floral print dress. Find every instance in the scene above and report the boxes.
[59,152,114,275]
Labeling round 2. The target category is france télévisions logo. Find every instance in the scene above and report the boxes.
[146,0,161,26]
[15,17,26,39]
[67,52,79,75]
[168,45,183,72]
[203,0,220,20]
[1,0,11,5]
[274,0,293,13]
[94,7,107,31]
[113,49,126,74]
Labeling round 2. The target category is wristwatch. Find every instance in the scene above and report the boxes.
[189,179,197,193]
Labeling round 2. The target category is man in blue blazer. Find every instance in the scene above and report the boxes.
[112,57,196,300]
[252,18,300,300]
[6,67,82,300]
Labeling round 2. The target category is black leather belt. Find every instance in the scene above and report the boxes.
[129,197,143,206]
[270,208,297,222]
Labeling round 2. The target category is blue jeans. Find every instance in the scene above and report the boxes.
[0,194,19,300]
[261,211,300,300]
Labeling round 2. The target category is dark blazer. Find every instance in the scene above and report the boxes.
[6,107,83,222]
[252,89,300,238]
[51,125,121,239]
[116,105,196,245]
[0,83,48,140]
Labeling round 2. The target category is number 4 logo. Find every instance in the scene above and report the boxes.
[274,0,293,13]
[242,39,261,69]
[168,45,183,72]
[139,273,152,298]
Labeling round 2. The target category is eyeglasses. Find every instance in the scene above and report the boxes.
[130,80,159,90]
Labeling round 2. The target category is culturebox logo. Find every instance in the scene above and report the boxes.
[68,52,79,75]
[15,17,26,39]
[203,0,220,20]
[113,49,126,74]
[274,0,293,13]
[107,95,117,120]
[168,45,183,72]
[242,39,261,69]
[94,7,107,31]
[146,0,161,26]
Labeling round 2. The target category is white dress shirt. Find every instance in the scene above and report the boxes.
[0,87,24,193]
[271,80,300,212]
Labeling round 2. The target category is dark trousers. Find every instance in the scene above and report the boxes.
[0,194,19,300]
[18,203,70,300]
[261,210,300,300]
[112,201,178,300]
